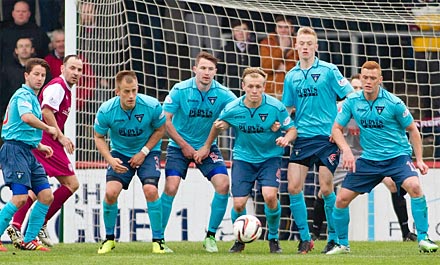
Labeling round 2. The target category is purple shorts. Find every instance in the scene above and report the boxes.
[33,136,74,177]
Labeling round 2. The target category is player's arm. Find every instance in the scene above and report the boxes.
[332,122,355,172]
[193,120,229,164]
[21,113,58,139]
[275,126,297,147]
[94,131,128,173]
[165,111,195,159]
[42,107,74,154]
[128,123,165,168]
[406,122,429,175]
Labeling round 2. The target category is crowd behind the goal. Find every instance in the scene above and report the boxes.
[0,0,439,256]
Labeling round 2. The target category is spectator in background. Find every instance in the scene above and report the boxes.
[44,29,65,78]
[0,1,50,67]
[0,37,36,126]
[38,0,63,32]
[217,19,260,97]
[0,0,36,25]
[260,15,298,99]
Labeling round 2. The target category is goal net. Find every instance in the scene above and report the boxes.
[66,0,440,243]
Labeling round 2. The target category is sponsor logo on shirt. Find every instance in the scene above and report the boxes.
[189,108,213,118]
[297,87,318,97]
[360,119,384,128]
[238,123,264,133]
[338,78,348,86]
[403,108,410,118]
[119,128,144,137]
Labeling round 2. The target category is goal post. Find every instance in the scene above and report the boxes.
[62,0,440,243]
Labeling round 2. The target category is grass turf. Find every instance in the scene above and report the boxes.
[0,240,438,265]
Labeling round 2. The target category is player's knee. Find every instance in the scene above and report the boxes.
[262,193,278,206]
[105,191,119,204]
[67,177,80,192]
[335,196,350,208]
[233,203,246,213]
[39,193,54,205]
[287,184,302,194]
[164,176,180,196]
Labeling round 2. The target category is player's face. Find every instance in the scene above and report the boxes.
[275,21,293,37]
[15,39,34,60]
[242,75,265,106]
[360,68,383,96]
[116,79,138,110]
[350,78,362,91]
[193,58,217,87]
[232,24,249,42]
[62,58,83,86]
[25,65,47,91]
[296,33,318,60]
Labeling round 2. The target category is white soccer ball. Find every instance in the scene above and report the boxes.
[233,215,263,243]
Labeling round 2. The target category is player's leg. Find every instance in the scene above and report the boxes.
[200,145,229,253]
[229,196,248,253]
[98,180,123,254]
[7,190,36,248]
[287,162,312,253]
[401,176,438,252]
[139,151,172,253]
[21,185,53,251]
[318,165,338,253]
[382,177,416,241]
[326,187,357,255]
[161,146,186,235]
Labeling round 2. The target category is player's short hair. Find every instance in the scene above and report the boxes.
[297,26,317,40]
[63,54,81,65]
[195,51,218,66]
[361,61,382,75]
[242,67,267,82]
[115,70,137,89]
[350,73,361,81]
[25,58,49,74]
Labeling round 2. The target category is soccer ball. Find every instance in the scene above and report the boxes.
[233,215,262,243]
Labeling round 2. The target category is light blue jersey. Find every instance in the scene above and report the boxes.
[282,57,353,137]
[335,88,413,161]
[94,94,165,157]
[1,85,43,147]
[218,94,295,163]
[164,77,237,149]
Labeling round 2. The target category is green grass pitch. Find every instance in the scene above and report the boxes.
[1,240,438,265]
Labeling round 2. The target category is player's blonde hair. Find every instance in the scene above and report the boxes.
[297,26,317,42]
[241,67,267,82]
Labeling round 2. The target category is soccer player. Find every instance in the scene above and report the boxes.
[327,61,439,254]
[94,70,168,254]
[311,75,417,242]
[0,58,58,251]
[281,26,354,254]
[195,67,297,253]
[161,51,237,252]
[6,55,83,248]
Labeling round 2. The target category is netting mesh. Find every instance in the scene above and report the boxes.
[72,0,440,241]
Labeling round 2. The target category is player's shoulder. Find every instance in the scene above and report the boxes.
[136,94,161,108]
[172,78,194,91]
[99,96,119,112]
[264,94,286,111]
[346,90,363,100]
[224,97,241,111]
[380,88,404,105]
[315,59,338,72]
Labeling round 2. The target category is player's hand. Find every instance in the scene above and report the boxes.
[329,135,335,143]
[271,121,281,132]
[416,160,429,175]
[59,135,75,154]
[194,146,210,164]
[342,150,356,173]
[181,144,196,160]
[47,126,58,140]
[213,120,229,131]
[128,152,146,169]
[110,157,128,174]
[37,144,54,158]
[275,136,290,147]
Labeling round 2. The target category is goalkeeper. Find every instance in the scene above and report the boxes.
[195,67,297,254]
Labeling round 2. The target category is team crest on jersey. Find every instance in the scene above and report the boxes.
[207,96,217,105]
[135,114,144,122]
[15,171,24,179]
[311,74,320,82]
[375,106,385,115]
[259,113,268,122]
